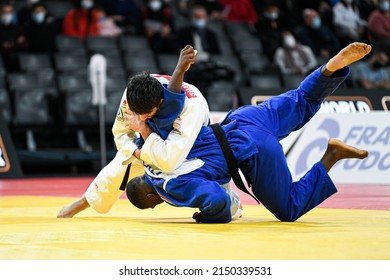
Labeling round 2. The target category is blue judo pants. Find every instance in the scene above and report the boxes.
[229,66,349,221]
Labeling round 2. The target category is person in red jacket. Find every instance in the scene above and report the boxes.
[62,0,99,39]
[219,0,258,24]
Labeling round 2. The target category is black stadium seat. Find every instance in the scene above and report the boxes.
[249,74,282,90]
[124,49,159,74]
[54,52,88,72]
[45,1,74,19]
[13,89,51,126]
[55,35,86,54]
[18,53,52,71]
[119,35,150,52]
[58,72,91,93]
[85,36,118,53]
[206,81,237,112]
[157,54,178,74]
[64,88,98,126]
[0,88,11,124]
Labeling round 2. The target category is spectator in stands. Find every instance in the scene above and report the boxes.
[352,48,390,89]
[95,0,142,35]
[333,0,367,45]
[17,0,39,25]
[287,0,334,28]
[219,0,258,25]
[24,2,56,53]
[142,0,177,53]
[274,31,318,75]
[357,0,378,21]
[95,7,122,37]
[294,8,341,62]
[177,5,220,61]
[62,0,99,39]
[367,0,390,47]
[193,0,228,20]
[176,5,226,95]
[0,2,27,71]
[256,0,297,62]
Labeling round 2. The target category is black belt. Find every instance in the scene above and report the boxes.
[119,163,131,191]
[210,122,260,204]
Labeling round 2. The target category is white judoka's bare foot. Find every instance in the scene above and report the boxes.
[57,196,90,218]
[326,42,372,72]
[321,138,368,172]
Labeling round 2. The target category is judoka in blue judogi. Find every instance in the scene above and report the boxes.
[126,43,371,223]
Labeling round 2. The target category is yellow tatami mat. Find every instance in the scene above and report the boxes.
[1,196,389,260]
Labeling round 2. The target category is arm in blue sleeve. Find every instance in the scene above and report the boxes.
[163,177,232,223]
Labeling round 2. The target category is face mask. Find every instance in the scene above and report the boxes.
[283,35,296,48]
[32,12,45,24]
[264,12,279,20]
[0,13,13,25]
[149,1,162,11]
[379,1,390,11]
[311,16,322,29]
[193,19,206,28]
[81,0,94,9]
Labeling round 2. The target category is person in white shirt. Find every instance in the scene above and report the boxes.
[333,0,367,44]
[274,31,318,75]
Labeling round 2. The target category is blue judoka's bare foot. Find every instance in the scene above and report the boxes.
[320,138,368,172]
[325,42,372,73]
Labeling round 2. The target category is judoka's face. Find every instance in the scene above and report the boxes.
[138,179,164,209]
[138,99,163,121]
[143,192,163,209]
[138,106,159,121]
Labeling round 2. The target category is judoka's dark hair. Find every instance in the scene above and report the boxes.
[126,175,149,209]
[126,72,163,115]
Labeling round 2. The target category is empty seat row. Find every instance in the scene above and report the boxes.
[56,35,151,55]
[0,86,124,128]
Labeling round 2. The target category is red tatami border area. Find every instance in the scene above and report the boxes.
[1,177,389,210]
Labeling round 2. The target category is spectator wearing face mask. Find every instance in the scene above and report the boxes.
[274,31,318,75]
[142,0,177,53]
[352,48,390,89]
[62,0,99,39]
[177,5,220,62]
[287,0,334,28]
[176,5,234,98]
[0,2,27,71]
[23,2,56,53]
[294,8,341,62]
[333,0,367,45]
[256,1,297,62]
[367,0,390,46]
[17,0,40,25]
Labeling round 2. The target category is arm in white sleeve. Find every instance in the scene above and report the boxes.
[140,93,209,173]
[112,89,139,165]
